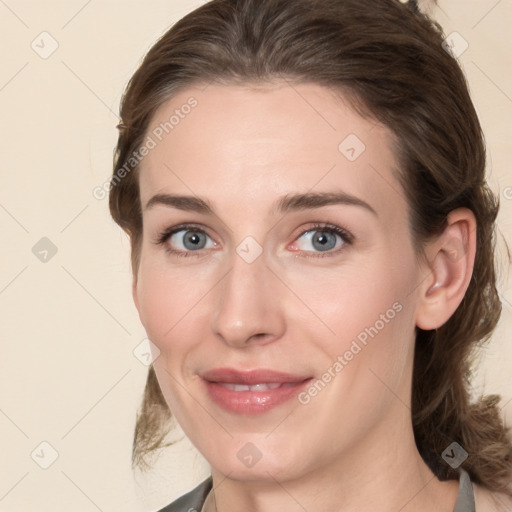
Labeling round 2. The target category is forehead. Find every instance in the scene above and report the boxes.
[138,81,406,220]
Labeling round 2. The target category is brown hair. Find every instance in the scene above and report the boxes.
[109,0,512,492]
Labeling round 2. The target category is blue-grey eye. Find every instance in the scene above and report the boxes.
[296,229,344,252]
[169,229,213,251]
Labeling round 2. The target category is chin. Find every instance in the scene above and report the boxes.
[203,435,309,482]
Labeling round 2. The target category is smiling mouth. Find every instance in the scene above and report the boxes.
[201,368,313,414]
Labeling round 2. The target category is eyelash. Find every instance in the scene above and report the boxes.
[153,222,353,259]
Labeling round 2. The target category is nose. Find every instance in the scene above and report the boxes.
[210,250,286,348]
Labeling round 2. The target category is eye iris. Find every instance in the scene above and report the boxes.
[312,231,336,251]
[183,231,206,250]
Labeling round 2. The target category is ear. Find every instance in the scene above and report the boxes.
[415,208,477,330]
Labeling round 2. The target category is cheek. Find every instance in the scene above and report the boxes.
[336,259,417,394]
[286,256,411,338]
[136,269,172,343]
[135,261,209,418]
[283,249,418,396]
[135,260,206,349]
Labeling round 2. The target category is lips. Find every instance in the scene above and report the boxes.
[201,368,313,415]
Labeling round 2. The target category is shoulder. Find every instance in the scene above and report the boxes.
[157,477,213,512]
[473,482,512,512]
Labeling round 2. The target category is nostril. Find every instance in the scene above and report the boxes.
[247,332,274,344]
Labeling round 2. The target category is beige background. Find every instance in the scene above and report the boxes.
[0,1,511,511]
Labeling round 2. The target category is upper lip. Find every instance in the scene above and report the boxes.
[201,368,312,385]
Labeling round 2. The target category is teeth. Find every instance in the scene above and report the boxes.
[221,382,282,391]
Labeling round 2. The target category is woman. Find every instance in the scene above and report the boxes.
[109,0,512,510]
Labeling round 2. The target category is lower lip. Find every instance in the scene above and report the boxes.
[203,379,312,415]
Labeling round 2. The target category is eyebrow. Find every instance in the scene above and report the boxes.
[144,191,377,216]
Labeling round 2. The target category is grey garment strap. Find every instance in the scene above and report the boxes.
[453,469,476,512]
[157,476,213,512]
[159,471,476,512]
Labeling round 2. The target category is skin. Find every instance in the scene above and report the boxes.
[133,81,481,512]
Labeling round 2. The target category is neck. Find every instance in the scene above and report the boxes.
[206,402,459,512]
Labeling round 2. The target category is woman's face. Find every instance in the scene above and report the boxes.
[134,82,427,480]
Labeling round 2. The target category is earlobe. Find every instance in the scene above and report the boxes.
[415,208,477,331]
